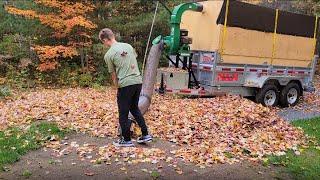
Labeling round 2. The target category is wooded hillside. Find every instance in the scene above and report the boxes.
[0,0,319,88]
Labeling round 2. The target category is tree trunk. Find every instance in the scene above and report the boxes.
[80,48,85,71]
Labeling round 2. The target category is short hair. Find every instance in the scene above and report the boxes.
[99,28,115,41]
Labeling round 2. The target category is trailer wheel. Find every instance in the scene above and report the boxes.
[255,84,279,107]
[279,82,301,107]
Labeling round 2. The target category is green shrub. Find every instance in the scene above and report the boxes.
[0,35,31,62]
[0,86,11,98]
[91,82,104,90]
[57,67,78,86]
[78,73,93,87]
[5,65,35,89]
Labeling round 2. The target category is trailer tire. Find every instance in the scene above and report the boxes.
[255,84,279,107]
[279,82,301,107]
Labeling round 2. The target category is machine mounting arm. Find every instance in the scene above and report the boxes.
[154,2,203,56]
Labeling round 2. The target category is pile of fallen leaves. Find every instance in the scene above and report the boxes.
[147,95,304,165]
[0,88,119,136]
[296,75,320,112]
[0,86,306,166]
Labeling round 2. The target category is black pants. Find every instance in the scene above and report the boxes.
[117,84,148,141]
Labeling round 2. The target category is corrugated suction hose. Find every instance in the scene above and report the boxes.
[128,42,163,120]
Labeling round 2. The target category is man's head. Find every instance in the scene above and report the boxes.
[99,28,116,47]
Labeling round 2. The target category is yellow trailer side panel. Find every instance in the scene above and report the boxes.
[221,27,273,65]
[275,35,314,60]
[272,58,311,67]
[180,1,315,68]
[181,1,223,51]
[221,27,313,67]
[221,27,314,67]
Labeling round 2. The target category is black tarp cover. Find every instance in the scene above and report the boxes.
[216,0,318,38]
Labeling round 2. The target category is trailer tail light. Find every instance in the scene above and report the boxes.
[236,68,245,72]
[217,72,239,82]
[201,53,214,64]
[180,89,192,93]
[199,89,207,95]
[203,66,212,71]
[222,68,231,71]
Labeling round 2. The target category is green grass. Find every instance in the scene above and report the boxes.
[22,170,32,178]
[151,170,161,179]
[291,117,320,142]
[0,122,65,170]
[268,117,320,180]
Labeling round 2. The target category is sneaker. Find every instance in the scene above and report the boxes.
[137,135,153,144]
[113,139,135,147]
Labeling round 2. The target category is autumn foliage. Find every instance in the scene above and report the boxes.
[5,0,97,71]
[32,45,79,71]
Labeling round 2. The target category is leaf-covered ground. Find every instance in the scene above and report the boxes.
[291,75,320,112]
[0,75,319,168]
[1,132,291,179]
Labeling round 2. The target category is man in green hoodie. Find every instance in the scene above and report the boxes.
[99,28,152,147]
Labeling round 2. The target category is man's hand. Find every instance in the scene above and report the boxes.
[111,72,118,88]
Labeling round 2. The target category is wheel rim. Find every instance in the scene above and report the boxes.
[287,88,298,104]
[264,90,276,106]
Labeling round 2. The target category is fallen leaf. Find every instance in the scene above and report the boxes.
[84,171,95,176]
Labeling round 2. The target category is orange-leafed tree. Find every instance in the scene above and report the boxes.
[5,0,97,71]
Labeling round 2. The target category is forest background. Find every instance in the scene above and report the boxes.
[0,0,319,89]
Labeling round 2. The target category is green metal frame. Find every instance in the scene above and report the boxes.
[153,2,203,56]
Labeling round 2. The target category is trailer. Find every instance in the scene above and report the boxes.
[152,0,319,107]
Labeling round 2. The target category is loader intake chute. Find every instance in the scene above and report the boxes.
[134,2,203,115]
[164,2,203,55]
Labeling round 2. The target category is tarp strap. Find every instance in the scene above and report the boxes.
[271,9,279,65]
[221,0,230,56]
[312,16,318,58]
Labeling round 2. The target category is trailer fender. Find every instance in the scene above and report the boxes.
[244,75,304,89]
[263,77,304,90]
[244,74,269,88]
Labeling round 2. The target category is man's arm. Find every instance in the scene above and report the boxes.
[105,53,118,88]
[111,71,118,88]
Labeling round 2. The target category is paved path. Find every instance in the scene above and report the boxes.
[0,133,290,180]
[278,106,320,121]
